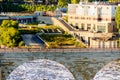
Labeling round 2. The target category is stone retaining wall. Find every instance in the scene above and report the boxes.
[0,48,119,53]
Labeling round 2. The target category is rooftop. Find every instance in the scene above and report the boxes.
[78,2,120,5]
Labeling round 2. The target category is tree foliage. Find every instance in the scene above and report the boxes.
[71,0,80,4]
[1,0,113,12]
[109,0,119,2]
[58,0,68,7]
[115,6,120,47]
[20,4,58,12]
[1,3,26,12]
[0,20,22,47]
[1,3,57,12]
[115,6,120,33]
[1,20,19,29]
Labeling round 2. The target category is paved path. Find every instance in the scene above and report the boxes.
[57,18,75,31]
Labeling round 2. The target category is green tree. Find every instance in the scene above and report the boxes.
[71,0,79,4]
[0,27,20,47]
[58,0,68,7]
[45,0,49,5]
[0,20,21,47]
[1,20,19,29]
[115,6,120,32]
[109,0,119,2]
[115,6,120,47]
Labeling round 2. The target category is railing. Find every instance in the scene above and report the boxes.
[0,48,119,53]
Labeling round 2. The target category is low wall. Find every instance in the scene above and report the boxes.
[0,48,119,53]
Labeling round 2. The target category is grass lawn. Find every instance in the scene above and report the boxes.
[39,34,85,48]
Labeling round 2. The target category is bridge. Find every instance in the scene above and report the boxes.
[0,51,120,80]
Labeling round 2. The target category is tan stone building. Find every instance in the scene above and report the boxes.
[68,2,119,48]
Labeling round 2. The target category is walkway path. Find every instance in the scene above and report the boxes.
[57,18,75,31]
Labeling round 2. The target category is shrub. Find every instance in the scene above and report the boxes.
[19,41,25,47]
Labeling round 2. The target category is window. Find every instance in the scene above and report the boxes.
[97,26,105,32]
[75,23,79,29]
[93,18,96,20]
[81,17,85,19]
[112,18,115,21]
[75,17,78,19]
[98,18,102,21]
[83,17,85,19]
[87,24,91,30]
[93,24,96,30]
[81,23,85,30]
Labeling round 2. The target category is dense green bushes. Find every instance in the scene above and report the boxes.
[115,6,120,33]
[1,20,19,29]
[39,34,85,48]
[1,3,26,12]
[1,3,58,12]
[0,20,24,47]
[19,24,61,34]
[0,0,117,12]
[115,6,120,47]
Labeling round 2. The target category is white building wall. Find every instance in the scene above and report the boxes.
[68,4,78,14]
[69,3,117,18]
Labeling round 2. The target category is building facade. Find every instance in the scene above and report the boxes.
[68,2,117,33]
[0,13,37,24]
[68,2,119,48]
